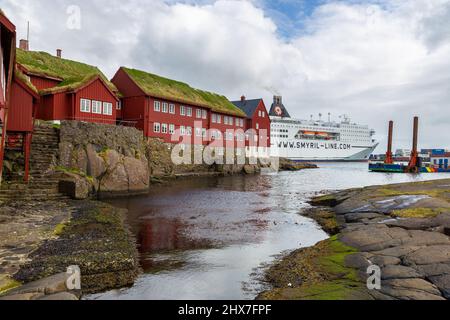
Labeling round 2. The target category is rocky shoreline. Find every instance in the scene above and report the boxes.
[0,200,140,300]
[259,178,450,300]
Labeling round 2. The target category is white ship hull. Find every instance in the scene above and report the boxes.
[270,139,379,162]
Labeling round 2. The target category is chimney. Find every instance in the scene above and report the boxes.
[241,95,246,102]
[56,49,62,58]
[274,95,282,105]
[19,39,29,51]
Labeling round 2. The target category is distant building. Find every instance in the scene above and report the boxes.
[231,96,271,155]
[395,149,412,157]
[16,49,120,125]
[430,152,450,169]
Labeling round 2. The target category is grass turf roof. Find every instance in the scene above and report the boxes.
[16,49,118,94]
[123,67,246,117]
[14,68,38,95]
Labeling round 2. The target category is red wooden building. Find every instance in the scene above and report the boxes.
[112,67,247,146]
[0,11,16,184]
[232,97,271,153]
[16,49,120,125]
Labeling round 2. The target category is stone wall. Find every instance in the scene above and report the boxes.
[57,121,150,199]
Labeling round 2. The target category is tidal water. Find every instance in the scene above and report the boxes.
[88,163,450,300]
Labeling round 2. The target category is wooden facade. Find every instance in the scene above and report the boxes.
[0,11,16,185]
[112,67,247,146]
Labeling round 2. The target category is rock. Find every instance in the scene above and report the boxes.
[404,245,450,265]
[340,225,409,252]
[380,278,444,300]
[123,157,150,192]
[0,292,44,300]
[344,212,383,223]
[372,245,423,258]
[428,274,450,299]
[402,230,450,246]
[86,144,106,178]
[4,273,69,296]
[243,165,256,175]
[37,292,79,300]
[385,218,440,230]
[381,265,423,280]
[345,253,371,270]
[70,148,88,174]
[369,255,401,267]
[58,142,74,168]
[417,263,450,277]
[59,173,92,200]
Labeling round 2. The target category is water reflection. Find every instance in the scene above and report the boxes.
[88,163,450,300]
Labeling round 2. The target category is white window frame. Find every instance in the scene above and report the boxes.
[162,123,168,134]
[212,114,217,123]
[92,100,102,114]
[217,115,222,124]
[169,124,175,135]
[186,126,192,136]
[195,127,202,137]
[162,102,168,113]
[154,101,161,112]
[196,109,202,119]
[80,99,91,113]
[202,110,207,119]
[169,104,175,114]
[187,107,192,117]
[116,101,122,110]
[180,126,186,135]
[180,106,186,116]
[103,102,113,116]
[154,122,161,133]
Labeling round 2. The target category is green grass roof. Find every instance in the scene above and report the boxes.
[123,67,246,117]
[14,68,38,95]
[16,49,118,94]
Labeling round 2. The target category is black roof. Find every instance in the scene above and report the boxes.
[231,99,262,119]
[269,102,291,118]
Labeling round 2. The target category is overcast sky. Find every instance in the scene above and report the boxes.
[2,0,450,152]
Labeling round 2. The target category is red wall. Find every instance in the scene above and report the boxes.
[111,68,145,97]
[74,79,117,124]
[7,80,34,132]
[35,78,117,124]
[247,100,271,148]
[29,75,61,90]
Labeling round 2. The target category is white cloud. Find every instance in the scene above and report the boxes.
[1,0,450,150]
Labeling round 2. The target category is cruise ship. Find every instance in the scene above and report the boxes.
[269,96,378,161]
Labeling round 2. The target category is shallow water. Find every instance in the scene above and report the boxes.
[88,163,450,300]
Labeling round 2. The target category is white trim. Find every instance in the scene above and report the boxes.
[80,99,91,113]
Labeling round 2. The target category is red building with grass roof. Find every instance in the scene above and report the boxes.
[0,10,17,184]
[112,67,247,146]
[16,49,120,125]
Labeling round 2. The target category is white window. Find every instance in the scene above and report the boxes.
[202,110,207,119]
[196,109,202,119]
[162,123,168,134]
[202,128,207,138]
[256,123,260,130]
[180,106,186,116]
[217,115,222,124]
[154,101,161,112]
[162,102,168,113]
[212,114,217,123]
[187,107,192,117]
[169,104,175,114]
[180,126,186,135]
[240,119,244,127]
[235,118,239,126]
[154,122,161,133]
[186,126,192,136]
[103,102,113,116]
[116,101,122,110]
[92,100,102,114]
[259,110,262,117]
[169,124,175,135]
[195,127,202,137]
[262,111,265,117]
[80,99,91,113]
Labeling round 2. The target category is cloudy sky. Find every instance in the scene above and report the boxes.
[2,0,450,151]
